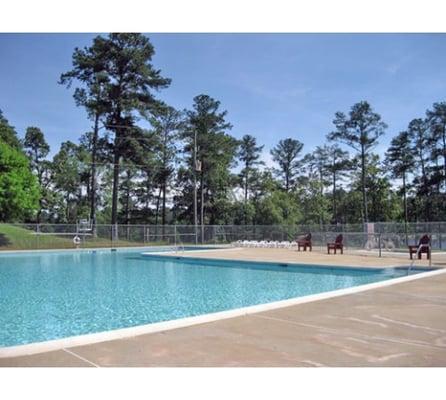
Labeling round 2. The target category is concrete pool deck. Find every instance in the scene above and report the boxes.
[151,247,446,268]
[1,248,446,367]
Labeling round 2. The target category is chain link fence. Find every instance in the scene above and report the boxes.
[0,222,445,255]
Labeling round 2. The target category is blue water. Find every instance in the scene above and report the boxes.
[0,249,422,347]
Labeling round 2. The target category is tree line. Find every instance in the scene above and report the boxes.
[1,33,446,227]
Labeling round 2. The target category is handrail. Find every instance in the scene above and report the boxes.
[172,226,185,254]
[408,241,432,273]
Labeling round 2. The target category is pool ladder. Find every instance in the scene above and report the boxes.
[173,233,185,254]
[408,243,431,274]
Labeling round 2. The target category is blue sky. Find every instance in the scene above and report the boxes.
[1,33,446,164]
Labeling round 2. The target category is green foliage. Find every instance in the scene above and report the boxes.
[325,145,350,223]
[255,191,302,225]
[385,131,414,179]
[60,33,171,226]
[150,107,183,225]
[328,101,387,223]
[426,102,446,191]
[407,118,429,188]
[238,134,264,201]
[365,155,402,222]
[51,141,86,222]
[270,138,303,192]
[5,33,446,227]
[0,110,22,149]
[0,141,40,221]
[384,131,414,224]
[297,156,331,226]
[24,126,51,222]
[178,94,238,224]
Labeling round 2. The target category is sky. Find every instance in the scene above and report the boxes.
[1,33,446,165]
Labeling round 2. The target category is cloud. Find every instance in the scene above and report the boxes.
[385,63,402,75]
[384,54,413,76]
[259,149,275,169]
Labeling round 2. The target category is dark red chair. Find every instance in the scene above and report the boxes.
[408,234,431,260]
[296,233,312,252]
[327,234,343,254]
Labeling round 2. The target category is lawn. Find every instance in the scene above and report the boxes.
[0,224,159,251]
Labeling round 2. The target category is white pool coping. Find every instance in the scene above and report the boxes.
[0,244,230,255]
[141,247,238,256]
[1,266,445,358]
[141,250,437,270]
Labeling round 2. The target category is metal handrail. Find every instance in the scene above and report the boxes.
[408,240,432,273]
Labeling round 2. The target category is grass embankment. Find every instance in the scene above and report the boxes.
[0,224,156,251]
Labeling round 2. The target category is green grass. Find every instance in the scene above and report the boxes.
[0,224,162,251]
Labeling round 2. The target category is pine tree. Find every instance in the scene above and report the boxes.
[181,94,237,237]
[426,102,446,192]
[61,33,171,231]
[24,127,50,223]
[328,101,387,223]
[237,134,264,224]
[385,131,415,232]
[270,138,303,192]
[325,145,350,223]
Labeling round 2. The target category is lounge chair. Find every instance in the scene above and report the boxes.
[408,234,431,260]
[296,233,312,252]
[327,234,343,254]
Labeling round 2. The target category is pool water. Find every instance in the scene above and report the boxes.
[0,249,421,347]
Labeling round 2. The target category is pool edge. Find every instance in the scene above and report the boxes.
[1,267,445,359]
[0,244,230,255]
[141,250,437,271]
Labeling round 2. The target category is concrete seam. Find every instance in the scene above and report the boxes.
[251,313,446,350]
[62,348,101,368]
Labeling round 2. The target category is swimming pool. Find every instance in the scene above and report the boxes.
[0,248,426,348]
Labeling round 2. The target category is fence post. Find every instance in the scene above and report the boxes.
[429,234,432,267]
[174,224,177,248]
[112,223,118,244]
[378,233,382,258]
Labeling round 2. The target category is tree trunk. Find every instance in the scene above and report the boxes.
[110,137,120,238]
[90,112,99,236]
[154,186,162,226]
[161,182,167,239]
[361,146,368,223]
[125,171,131,241]
[193,132,198,244]
[403,172,408,245]
[162,183,167,226]
[65,194,70,223]
[419,149,427,189]
[442,127,446,193]
[332,172,337,223]
[418,149,429,221]
[35,150,43,223]
[36,193,42,224]
[244,165,249,225]
[200,169,204,244]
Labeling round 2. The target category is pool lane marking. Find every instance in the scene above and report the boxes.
[63,348,100,368]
